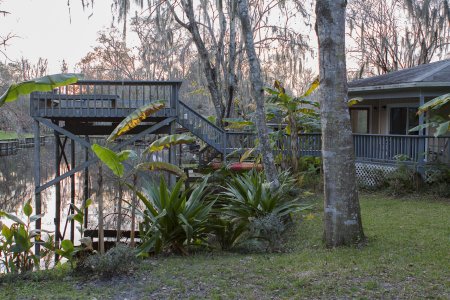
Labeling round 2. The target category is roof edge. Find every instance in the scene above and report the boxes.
[348,81,450,92]
[412,60,450,82]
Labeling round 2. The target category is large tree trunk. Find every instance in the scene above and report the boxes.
[237,0,279,188]
[177,0,226,126]
[315,0,365,247]
[288,113,299,173]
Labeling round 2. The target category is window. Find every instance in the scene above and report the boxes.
[389,107,418,135]
[350,108,369,134]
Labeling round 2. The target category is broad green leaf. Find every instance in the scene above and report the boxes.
[285,124,291,135]
[68,214,84,224]
[295,108,319,116]
[91,144,124,177]
[348,97,363,107]
[302,76,320,97]
[274,80,286,93]
[409,123,432,133]
[0,211,25,225]
[435,120,450,137]
[107,101,165,142]
[0,73,82,107]
[293,98,320,108]
[223,118,254,130]
[85,198,93,208]
[61,239,74,252]
[136,162,187,180]
[30,213,45,222]
[418,93,450,114]
[146,134,196,153]
[206,115,217,124]
[240,148,255,163]
[265,87,279,95]
[2,224,12,240]
[117,149,137,162]
[23,200,32,217]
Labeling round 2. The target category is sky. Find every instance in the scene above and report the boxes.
[1,0,119,72]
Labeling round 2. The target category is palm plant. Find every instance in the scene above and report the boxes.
[410,93,449,137]
[265,79,320,172]
[135,176,213,256]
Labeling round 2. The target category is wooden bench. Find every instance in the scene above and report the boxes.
[36,93,120,109]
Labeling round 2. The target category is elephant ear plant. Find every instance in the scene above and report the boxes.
[56,199,93,269]
[0,200,54,274]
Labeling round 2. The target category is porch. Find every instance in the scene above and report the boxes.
[226,132,450,166]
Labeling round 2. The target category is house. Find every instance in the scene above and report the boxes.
[348,59,450,136]
[346,59,450,170]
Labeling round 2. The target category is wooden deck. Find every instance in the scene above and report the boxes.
[29,79,449,166]
[30,80,180,121]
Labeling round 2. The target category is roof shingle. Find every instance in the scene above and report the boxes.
[348,59,450,88]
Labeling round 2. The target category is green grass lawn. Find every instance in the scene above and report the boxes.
[0,130,33,140]
[1,194,449,299]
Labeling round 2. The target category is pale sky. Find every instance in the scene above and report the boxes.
[1,0,119,72]
[1,1,320,76]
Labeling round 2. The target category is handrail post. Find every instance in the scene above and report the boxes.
[171,82,180,117]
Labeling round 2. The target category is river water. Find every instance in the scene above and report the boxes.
[0,137,170,242]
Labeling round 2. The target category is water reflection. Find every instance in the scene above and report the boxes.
[0,137,170,242]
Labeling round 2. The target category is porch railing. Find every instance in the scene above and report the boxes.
[221,131,449,165]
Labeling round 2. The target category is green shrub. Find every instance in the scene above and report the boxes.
[249,213,286,252]
[425,164,450,197]
[215,170,310,251]
[297,156,322,190]
[384,164,417,196]
[0,200,53,274]
[208,217,248,251]
[82,244,138,278]
[136,176,213,256]
[219,169,303,221]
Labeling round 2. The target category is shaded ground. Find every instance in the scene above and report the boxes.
[1,194,449,299]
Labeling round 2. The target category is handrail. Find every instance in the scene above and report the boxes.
[77,80,183,85]
[177,100,224,152]
[177,100,224,133]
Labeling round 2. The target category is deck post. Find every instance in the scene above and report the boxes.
[70,139,75,243]
[84,136,89,229]
[169,120,177,186]
[33,119,41,256]
[54,130,61,262]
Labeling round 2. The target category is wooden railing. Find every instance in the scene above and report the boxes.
[28,79,449,165]
[222,131,449,164]
[177,101,449,165]
[30,80,181,119]
[177,100,224,152]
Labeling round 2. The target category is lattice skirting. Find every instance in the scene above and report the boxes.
[355,162,397,187]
